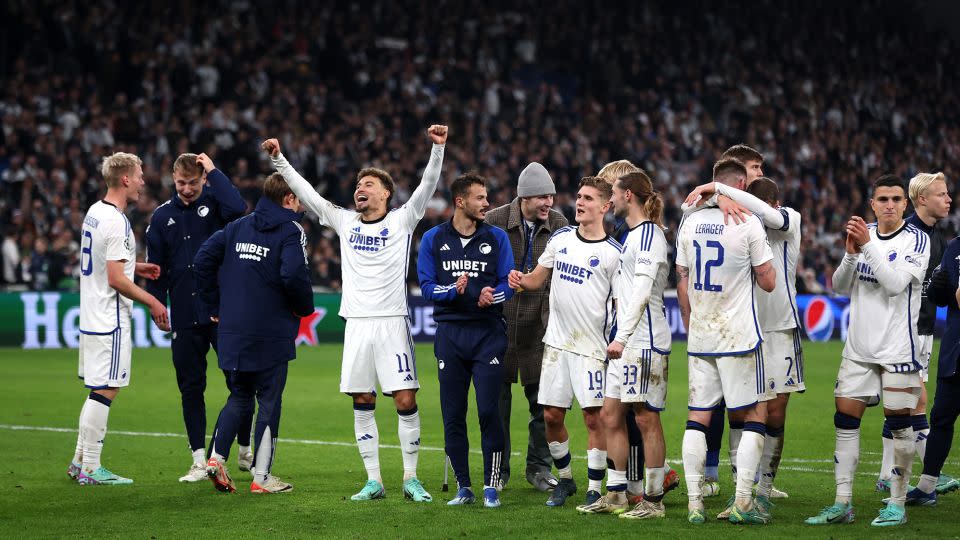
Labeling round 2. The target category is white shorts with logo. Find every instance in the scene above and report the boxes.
[78,327,132,389]
[538,344,605,409]
[605,347,668,410]
[688,350,762,410]
[834,356,922,408]
[918,334,932,383]
[340,316,420,394]
[760,328,806,395]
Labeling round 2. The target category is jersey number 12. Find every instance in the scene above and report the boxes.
[693,240,724,292]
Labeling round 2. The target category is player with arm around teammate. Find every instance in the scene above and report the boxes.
[263,125,447,502]
[676,158,776,525]
[69,152,170,485]
[806,174,929,527]
[509,177,621,508]
[418,173,515,508]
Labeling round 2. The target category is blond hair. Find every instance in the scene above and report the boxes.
[908,172,947,205]
[597,160,640,184]
[173,153,203,178]
[101,152,142,188]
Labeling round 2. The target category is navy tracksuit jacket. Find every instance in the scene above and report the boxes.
[418,219,514,489]
[922,234,960,478]
[145,169,247,451]
[194,196,313,475]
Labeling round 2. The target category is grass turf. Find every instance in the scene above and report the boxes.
[2,341,959,539]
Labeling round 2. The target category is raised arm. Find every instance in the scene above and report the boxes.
[197,153,246,221]
[405,125,448,221]
[263,138,340,227]
[715,183,786,230]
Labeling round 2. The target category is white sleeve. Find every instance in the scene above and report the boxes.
[102,219,127,262]
[402,144,445,228]
[271,152,345,230]
[680,193,719,217]
[538,235,558,269]
[615,274,654,344]
[675,223,691,268]
[748,218,774,267]
[715,183,787,230]
[832,253,859,295]
[861,239,927,297]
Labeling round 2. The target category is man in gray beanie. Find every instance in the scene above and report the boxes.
[485,162,568,491]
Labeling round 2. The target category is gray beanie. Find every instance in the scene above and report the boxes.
[517,162,556,197]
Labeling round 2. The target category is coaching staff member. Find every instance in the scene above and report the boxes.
[194,173,313,494]
[418,173,515,507]
[146,152,254,482]
[485,162,567,491]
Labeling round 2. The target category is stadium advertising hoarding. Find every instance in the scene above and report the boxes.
[7,291,943,349]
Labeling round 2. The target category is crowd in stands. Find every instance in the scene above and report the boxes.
[2,0,958,296]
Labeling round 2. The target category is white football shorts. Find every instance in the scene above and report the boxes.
[340,316,420,394]
[538,344,605,409]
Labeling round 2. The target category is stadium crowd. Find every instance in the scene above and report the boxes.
[2,0,959,294]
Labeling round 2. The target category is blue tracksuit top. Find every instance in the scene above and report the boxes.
[418,219,515,323]
[146,169,246,330]
[193,197,313,371]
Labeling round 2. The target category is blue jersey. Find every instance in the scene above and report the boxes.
[146,169,246,330]
[418,220,515,323]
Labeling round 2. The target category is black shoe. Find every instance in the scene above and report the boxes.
[546,478,577,506]
[584,489,602,505]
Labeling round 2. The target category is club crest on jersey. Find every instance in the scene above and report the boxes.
[479,243,492,254]
[198,205,209,217]
[887,250,897,262]
[588,255,600,267]
[379,228,389,237]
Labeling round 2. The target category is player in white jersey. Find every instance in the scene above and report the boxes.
[509,177,621,508]
[576,170,672,519]
[69,152,170,486]
[807,175,929,528]
[676,158,776,525]
[683,176,802,511]
[262,126,447,503]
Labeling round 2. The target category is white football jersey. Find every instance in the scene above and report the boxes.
[539,226,621,360]
[757,206,802,331]
[272,145,444,318]
[615,221,671,353]
[676,210,773,355]
[843,223,929,365]
[79,201,136,333]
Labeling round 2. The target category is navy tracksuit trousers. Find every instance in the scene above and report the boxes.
[923,372,960,478]
[436,320,507,489]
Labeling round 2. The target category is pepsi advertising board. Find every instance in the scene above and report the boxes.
[406,294,946,343]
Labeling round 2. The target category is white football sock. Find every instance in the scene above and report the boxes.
[548,440,573,479]
[191,448,205,466]
[397,408,421,481]
[917,473,937,494]
[682,429,707,508]
[73,398,89,464]
[645,466,665,499]
[889,427,915,506]
[915,427,929,461]
[756,431,784,498]
[729,427,743,487]
[254,426,276,485]
[586,448,607,492]
[354,408,381,483]
[80,397,111,473]
[879,434,894,481]
[607,469,627,491]
[735,431,764,507]
[834,428,860,505]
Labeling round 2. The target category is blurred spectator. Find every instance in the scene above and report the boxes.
[1,0,959,295]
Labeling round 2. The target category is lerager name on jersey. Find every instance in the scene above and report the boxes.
[695,223,724,235]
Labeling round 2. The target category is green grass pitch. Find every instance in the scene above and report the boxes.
[2,341,959,539]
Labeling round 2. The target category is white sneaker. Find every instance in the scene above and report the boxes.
[179,463,208,483]
[251,475,293,493]
[770,485,789,498]
[238,450,254,472]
